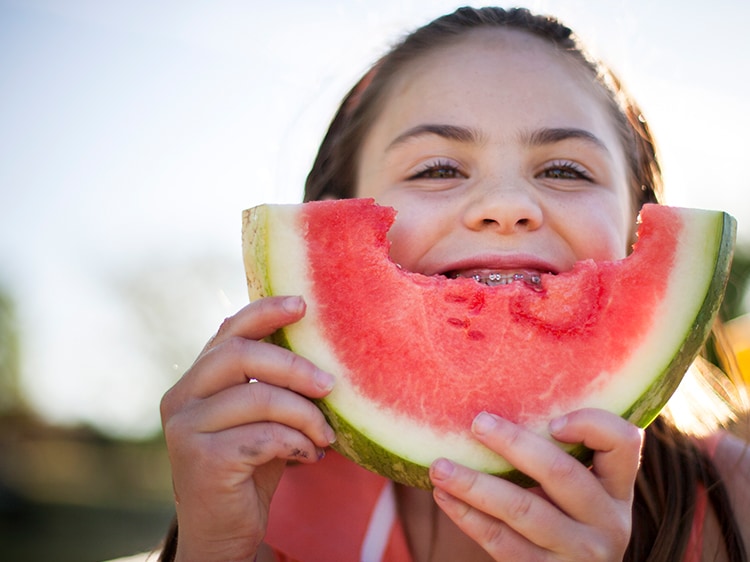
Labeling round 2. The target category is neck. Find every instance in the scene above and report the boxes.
[395,484,493,562]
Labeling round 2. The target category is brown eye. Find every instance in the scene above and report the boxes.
[540,160,593,181]
[411,159,464,180]
[545,167,579,180]
[418,166,459,179]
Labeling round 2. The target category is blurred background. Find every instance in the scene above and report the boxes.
[1,0,749,560]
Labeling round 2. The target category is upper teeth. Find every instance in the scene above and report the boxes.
[455,271,543,289]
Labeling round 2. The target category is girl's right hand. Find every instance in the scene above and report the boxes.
[160,296,336,562]
[430,409,642,561]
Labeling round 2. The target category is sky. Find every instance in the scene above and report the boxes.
[1,0,749,438]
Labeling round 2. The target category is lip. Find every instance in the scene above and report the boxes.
[430,254,560,278]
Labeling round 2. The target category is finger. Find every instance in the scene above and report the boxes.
[549,408,643,502]
[214,421,328,466]
[470,412,615,524]
[205,296,306,352]
[170,422,325,487]
[185,381,336,448]
[183,337,335,400]
[432,487,545,560]
[471,411,639,535]
[430,458,576,554]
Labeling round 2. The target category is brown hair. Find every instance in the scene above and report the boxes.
[303,6,745,561]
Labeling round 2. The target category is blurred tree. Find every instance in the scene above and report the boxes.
[722,243,750,320]
[0,286,24,414]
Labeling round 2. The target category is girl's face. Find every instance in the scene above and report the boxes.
[356,29,634,281]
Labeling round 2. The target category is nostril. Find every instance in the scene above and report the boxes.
[468,192,543,233]
[481,216,531,229]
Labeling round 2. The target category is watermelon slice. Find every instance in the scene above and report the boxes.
[242,199,736,489]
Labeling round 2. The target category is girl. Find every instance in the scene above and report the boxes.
[158,7,750,561]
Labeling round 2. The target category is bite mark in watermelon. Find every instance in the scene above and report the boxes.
[242,199,736,489]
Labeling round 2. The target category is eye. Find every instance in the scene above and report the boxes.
[539,160,593,182]
[410,159,465,180]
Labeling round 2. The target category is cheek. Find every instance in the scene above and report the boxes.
[383,211,426,269]
[378,197,449,270]
[571,215,631,262]
[553,196,630,262]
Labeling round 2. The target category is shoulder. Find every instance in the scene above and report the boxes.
[710,430,750,487]
[703,430,750,547]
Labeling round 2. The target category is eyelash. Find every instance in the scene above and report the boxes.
[410,159,464,180]
[540,160,593,182]
[409,159,593,182]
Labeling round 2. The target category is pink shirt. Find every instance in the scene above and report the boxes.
[266,450,710,561]
[265,452,411,561]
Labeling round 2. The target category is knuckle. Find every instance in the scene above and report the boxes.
[577,537,611,561]
[548,452,578,484]
[610,508,633,548]
[482,519,510,550]
[281,350,311,378]
[161,410,191,446]
[238,423,314,464]
[215,336,257,371]
[503,423,527,449]
[159,389,177,420]
[281,349,299,372]
[505,490,534,521]
[221,335,249,357]
[454,465,482,495]
[624,425,645,452]
[160,383,190,423]
[572,516,631,561]
[237,425,275,460]
[245,381,275,413]
[445,495,472,525]
[214,315,235,341]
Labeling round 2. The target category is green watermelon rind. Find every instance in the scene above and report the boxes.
[619,212,736,426]
[314,395,546,490]
[242,204,736,490]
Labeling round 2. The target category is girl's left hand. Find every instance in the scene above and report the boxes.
[429,408,643,561]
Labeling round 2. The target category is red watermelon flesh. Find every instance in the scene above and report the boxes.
[305,202,668,430]
[242,199,735,489]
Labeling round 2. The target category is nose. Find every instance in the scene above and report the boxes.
[462,179,543,234]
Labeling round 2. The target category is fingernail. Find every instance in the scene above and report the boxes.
[549,415,567,434]
[283,296,304,314]
[472,411,498,435]
[314,369,335,392]
[324,425,337,444]
[316,447,326,461]
[431,458,455,481]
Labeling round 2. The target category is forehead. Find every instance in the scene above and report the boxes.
[376,28,615,133]
[395,27,600,92]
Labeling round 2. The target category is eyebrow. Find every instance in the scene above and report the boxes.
[524,127,610,153]
[387,124,483,150]
[386,123,611,155]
